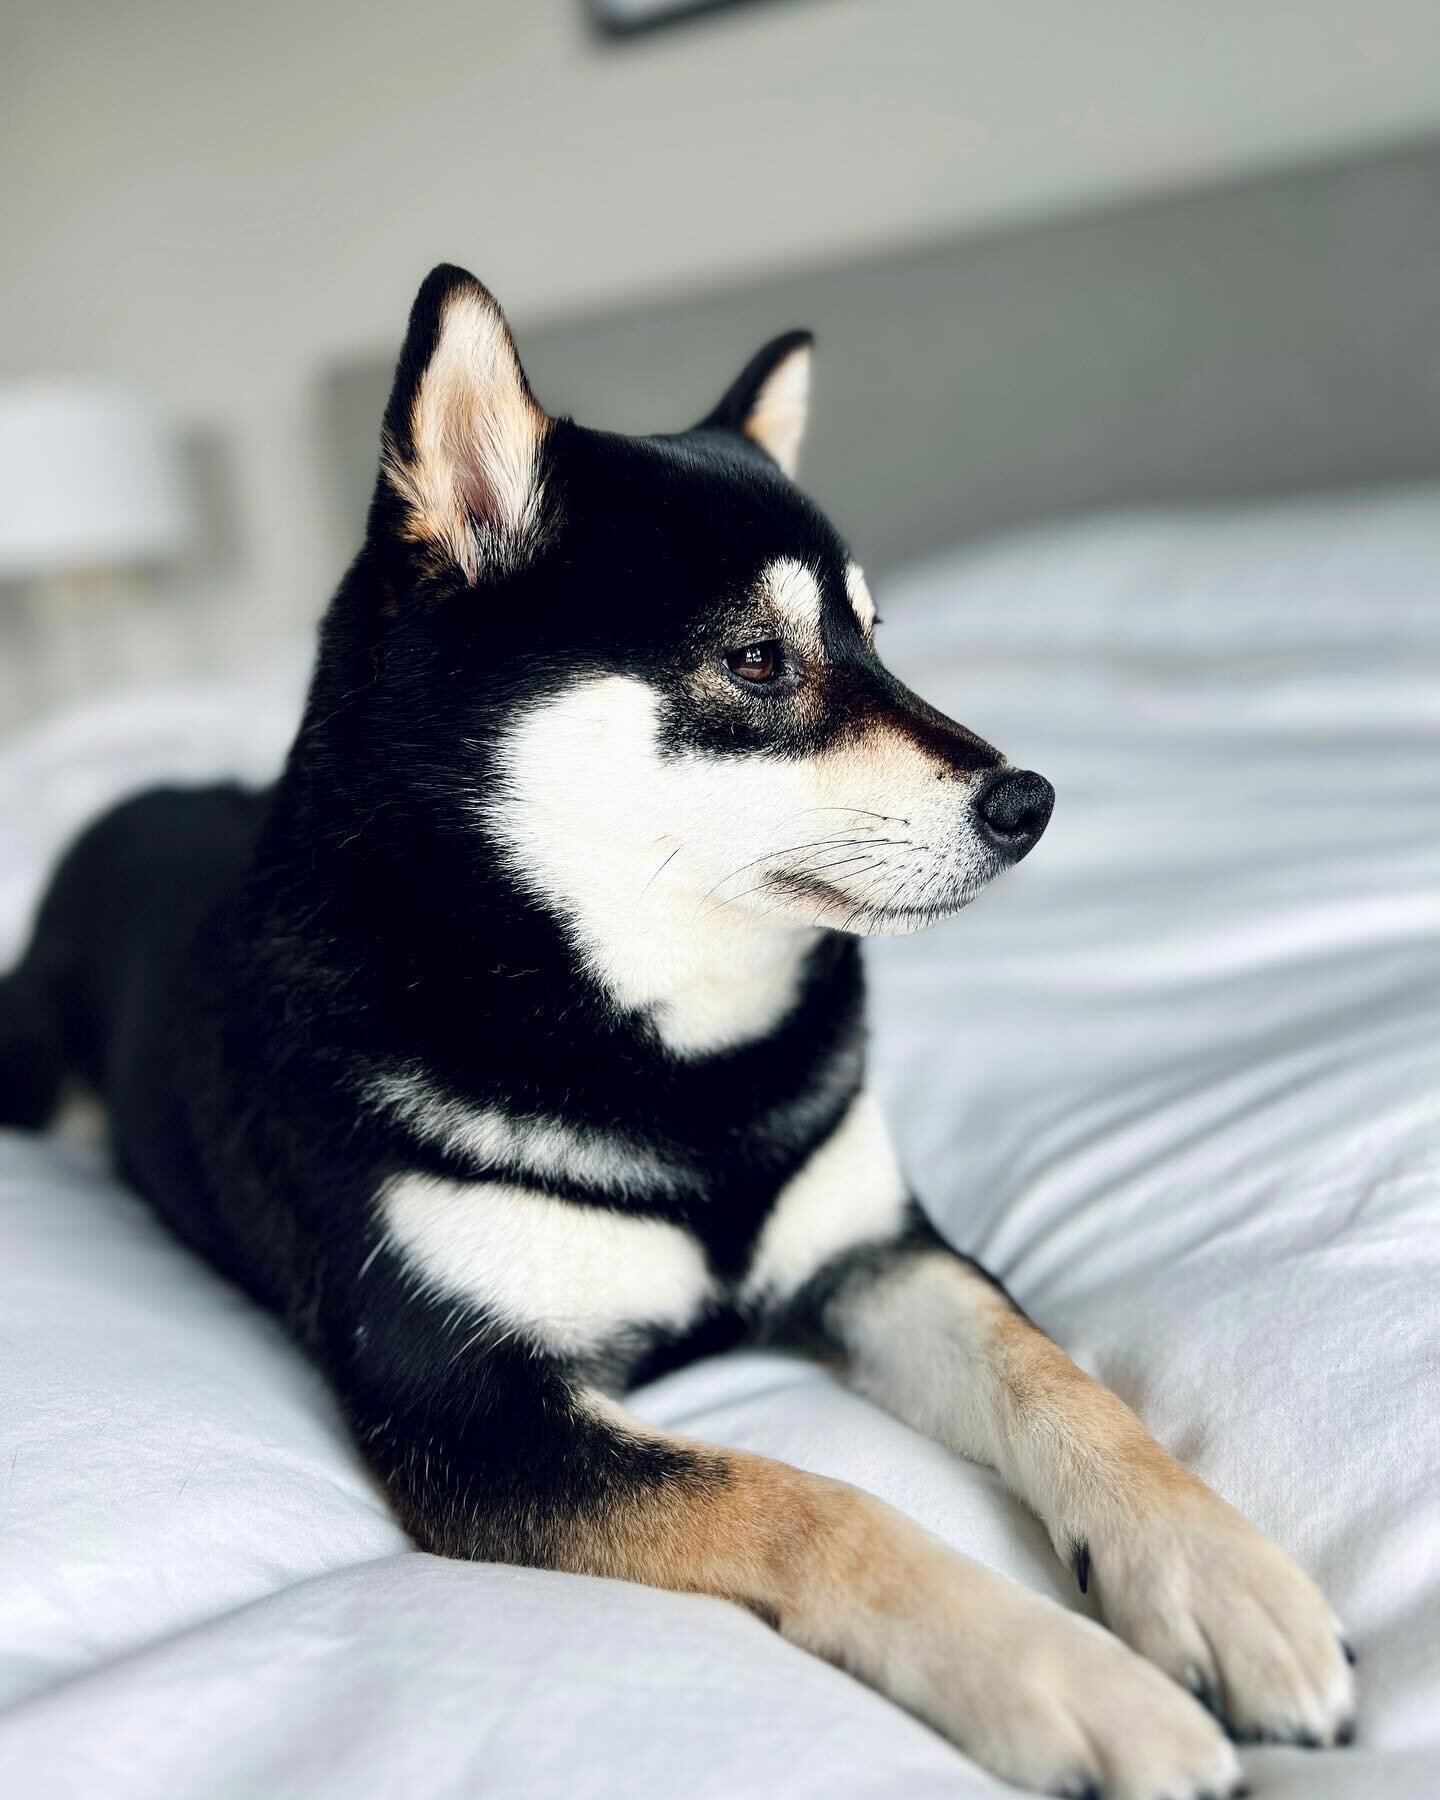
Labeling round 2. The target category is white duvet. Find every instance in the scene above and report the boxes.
[1,487,1437,1798]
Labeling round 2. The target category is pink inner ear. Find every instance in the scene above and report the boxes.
[453,403,533,534]
[453,426,502,530]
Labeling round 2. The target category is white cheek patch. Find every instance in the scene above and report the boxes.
[844,563,876,636]
[380,1174,715,1358]
[365,1070,691,1199]
[489,669,1002,1057]
[488,674,821,1058]
[743,1090,909,1306]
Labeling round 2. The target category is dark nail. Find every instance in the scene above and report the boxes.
[1073,1540,1090,1595]
[1188,1673,1219,1719]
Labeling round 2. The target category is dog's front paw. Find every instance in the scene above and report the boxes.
[937,1585,1243,1800]
[1085,1488,1355,1749]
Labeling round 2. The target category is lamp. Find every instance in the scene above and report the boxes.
[0,383,193,731]
[0,382,188,581]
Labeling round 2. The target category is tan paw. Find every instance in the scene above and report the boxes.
[897,1574,1244,1800]
[1081,1490,1356,1750]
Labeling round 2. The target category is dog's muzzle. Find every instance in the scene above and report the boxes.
[975,769,1055,863]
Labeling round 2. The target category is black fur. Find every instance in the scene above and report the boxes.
[0,264,1030,1565]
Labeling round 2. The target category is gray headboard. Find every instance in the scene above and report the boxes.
[326,137,1440,578]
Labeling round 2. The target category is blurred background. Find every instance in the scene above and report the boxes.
[4,0,1440,734]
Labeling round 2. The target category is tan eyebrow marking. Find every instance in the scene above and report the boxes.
[757,557,825,651]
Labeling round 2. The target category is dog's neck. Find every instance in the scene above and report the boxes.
[557,873,824,1059]
[478,674,831,1060]
[272,779,826,1070]
[490,816,826,1059]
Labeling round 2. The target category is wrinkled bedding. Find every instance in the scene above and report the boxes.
[1,486,1437,1797]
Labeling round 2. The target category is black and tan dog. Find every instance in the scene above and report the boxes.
[0,267,1354,1797]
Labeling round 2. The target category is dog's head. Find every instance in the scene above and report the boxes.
[340,265,1051,947]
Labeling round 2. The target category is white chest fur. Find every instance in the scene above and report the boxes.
[742,1089,910,1305]
[378,1090,910,1359]
[380,1175,715,1358]
[367,1069,694,1199]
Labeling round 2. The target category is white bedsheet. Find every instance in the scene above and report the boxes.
[1,487,1437,1798]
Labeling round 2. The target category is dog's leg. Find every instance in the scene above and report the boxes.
[353,1351,1237,1798]
[811,1237,1356,1748]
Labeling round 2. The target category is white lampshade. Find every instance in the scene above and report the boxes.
[0,382,189,580]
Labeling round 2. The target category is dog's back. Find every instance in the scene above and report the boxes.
[0,782,265,1137]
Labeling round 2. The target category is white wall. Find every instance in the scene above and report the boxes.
[6,0,1440,654]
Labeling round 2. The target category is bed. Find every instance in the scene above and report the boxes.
[1,479,1436,1796]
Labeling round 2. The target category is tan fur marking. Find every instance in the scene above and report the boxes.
[560,1405,972,1669]
[549,1396,1244,1791]
[748,720,989,929]
[569,1439,839,1618]
[571,1395,928,1624]
[845,715,952,780]
[837,1251,1199,1552]
[986,1294,1200,1519]
[828,1250,1354,1749]
[756,556,824,651]
[970,1283,1353,1744]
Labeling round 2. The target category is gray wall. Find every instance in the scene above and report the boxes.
[6,4,1440,731]
[9,0,1440,642]
[330,140,1440,576]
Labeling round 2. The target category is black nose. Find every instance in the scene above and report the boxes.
[976,769,1054,859]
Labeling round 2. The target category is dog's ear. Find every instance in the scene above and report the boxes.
[697,330,813,478]
[377,265,550,585]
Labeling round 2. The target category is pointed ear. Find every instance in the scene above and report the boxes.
[698,330,813,478]
[378,265,550,584]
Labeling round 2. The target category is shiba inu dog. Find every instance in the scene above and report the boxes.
[0,266,1355,1797]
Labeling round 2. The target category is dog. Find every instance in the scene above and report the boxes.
[0,266,1355,1798]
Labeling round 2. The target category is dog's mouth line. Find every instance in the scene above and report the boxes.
[766,868,992,927]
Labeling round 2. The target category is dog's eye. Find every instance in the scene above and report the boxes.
[725,641,783,685]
